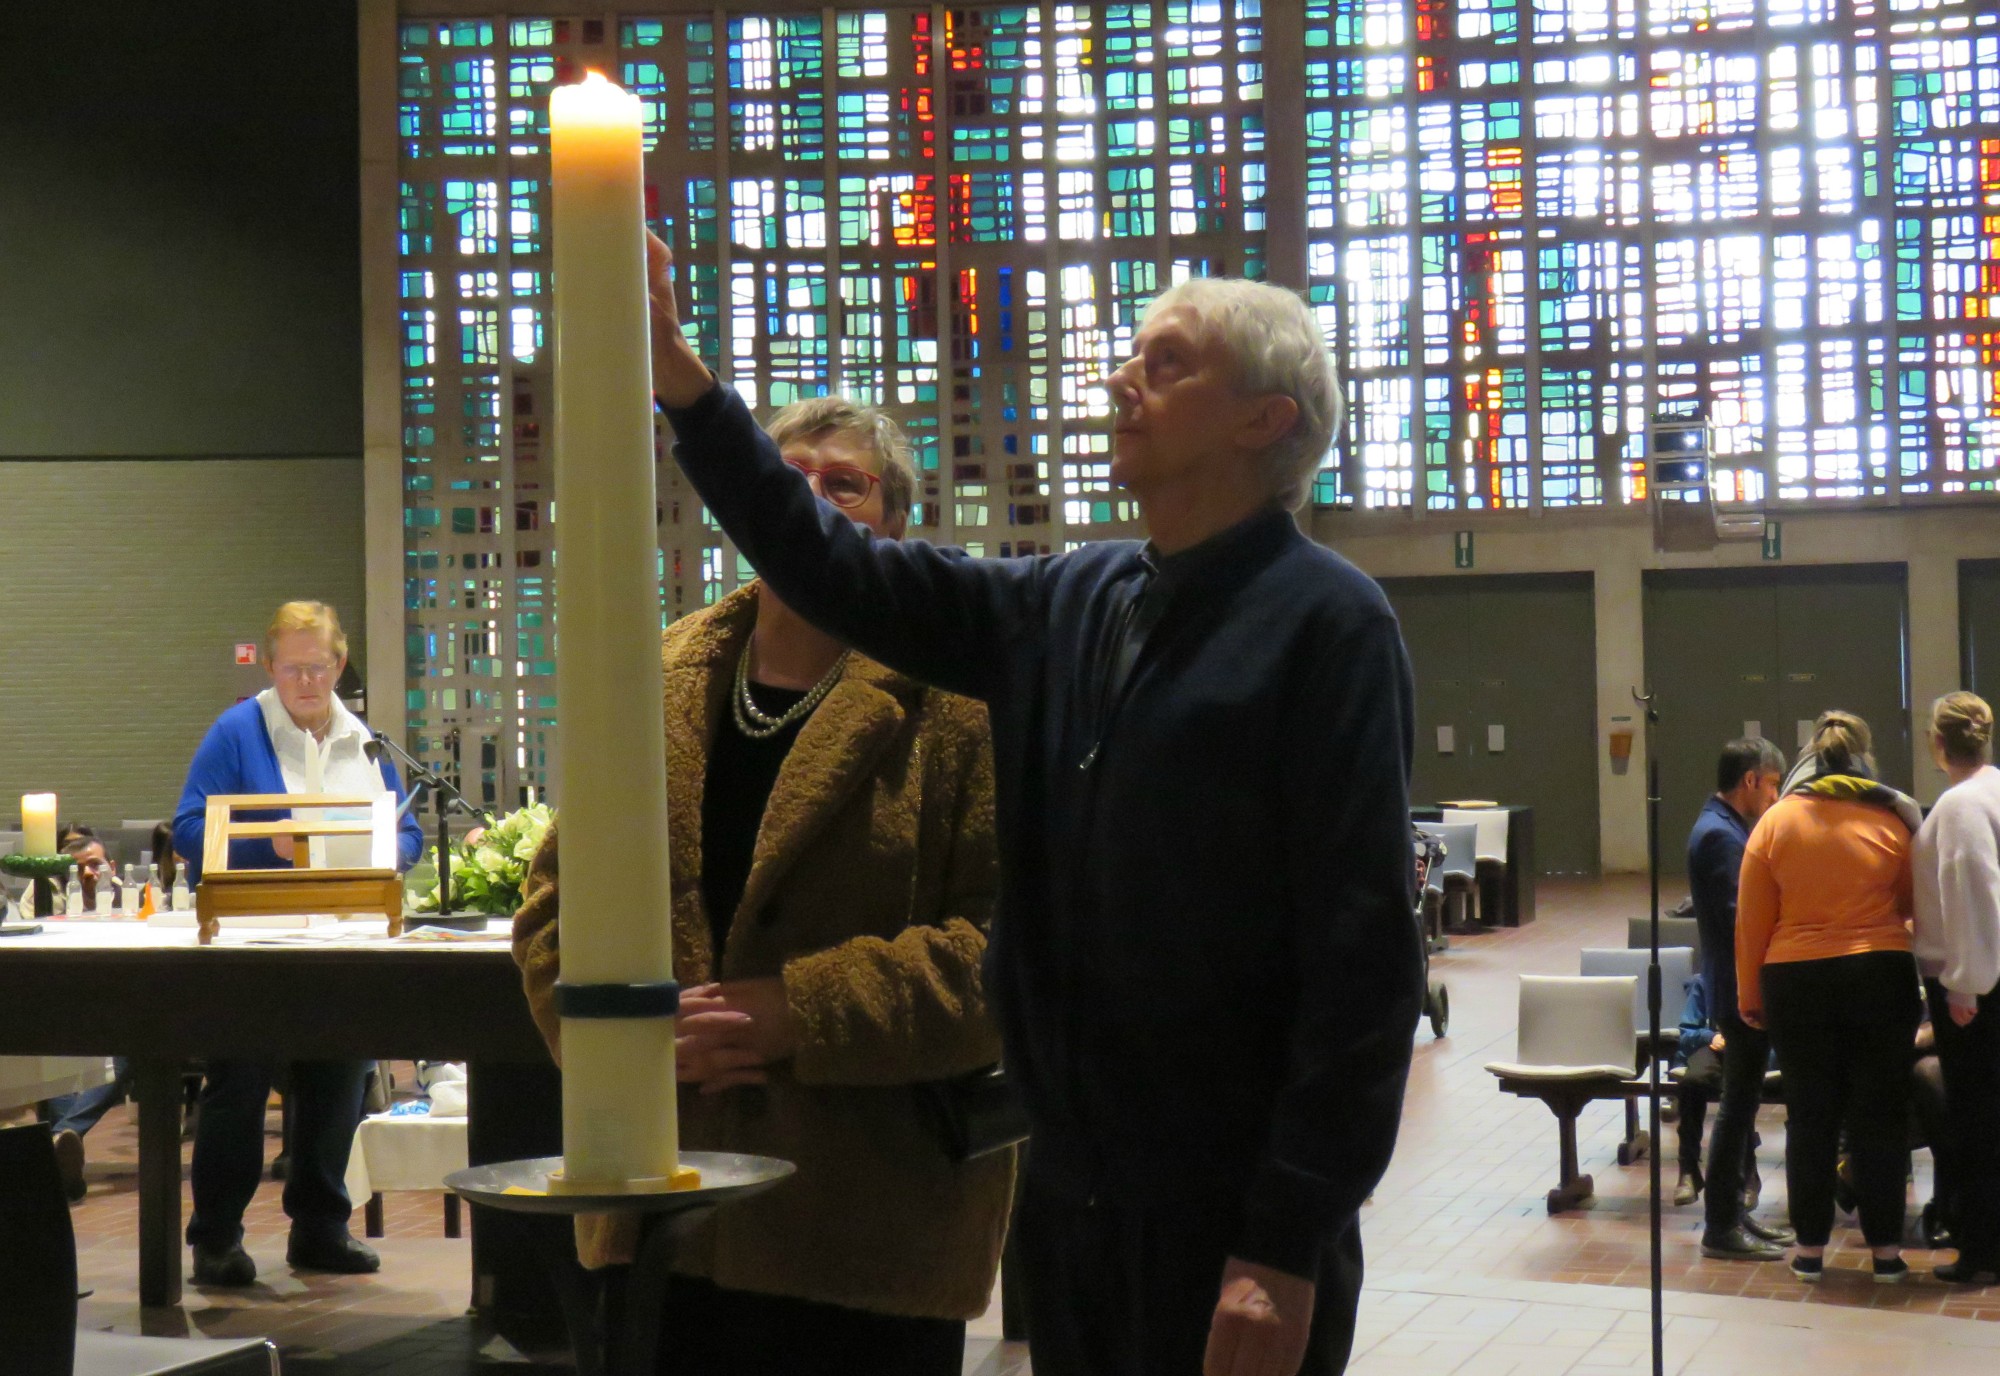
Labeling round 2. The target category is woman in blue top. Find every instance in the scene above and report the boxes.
[171,600,422,1287]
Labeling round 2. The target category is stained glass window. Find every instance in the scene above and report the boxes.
[394,2,2000,805]
[395,6,1264,805]
[1306,0,2000,509]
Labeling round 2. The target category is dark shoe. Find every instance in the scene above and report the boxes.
[1790,1254,1824,1282]
[287,1228,380,1275]
[270,1151,289,1182]
[1832,1158,1857,1215]
[1743,1214,1796,1245]
[1934,1259,2000,1286]
[1701,1226,1785,1261]
[51,1128,86,1203]
[191,1243,257,1288]
[1743,1161,1762,1213]
[1873,1256,1909,1285]
[1674,1170,1702,1207]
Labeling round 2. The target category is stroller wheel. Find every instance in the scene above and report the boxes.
[1427,983,1450,1038]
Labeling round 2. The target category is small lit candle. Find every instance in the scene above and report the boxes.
[548,71,688,1192]
[21,794,58,857]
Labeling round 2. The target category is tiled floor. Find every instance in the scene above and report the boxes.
[62,877,2000,1372]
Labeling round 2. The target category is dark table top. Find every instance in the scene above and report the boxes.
[0,920,549,1063]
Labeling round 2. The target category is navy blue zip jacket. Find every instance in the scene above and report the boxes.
[666,383,1423,1277]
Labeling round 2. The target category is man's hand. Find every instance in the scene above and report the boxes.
[1740,1009,1764,1030]
[675,978,800,1094]
[1204,1258,1316,1376]
[1949,993,1979,1028]
[645,229,714,408]
[271,834,296,863]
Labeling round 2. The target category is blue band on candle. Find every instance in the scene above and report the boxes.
[555,981,681,1019]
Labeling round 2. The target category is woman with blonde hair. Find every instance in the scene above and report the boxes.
[1738,709,1923,1282]
[1913,691,2000,1284]
[171,600,424,1286]
[514,397,1010,1376]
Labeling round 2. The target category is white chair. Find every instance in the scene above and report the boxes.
[1580,946,1698,1164]
[1443,806,1510,924]
[74,1331,278,1375]
[1417,821,1481,928]
[1628,914,1702,963]
[1441,806,1508,866]
[1579,946,1697,1048]
[1486,975,1641,1212]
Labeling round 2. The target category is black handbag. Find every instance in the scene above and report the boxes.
[913,1064,1030,1163]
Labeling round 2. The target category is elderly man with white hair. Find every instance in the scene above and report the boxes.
[646,233,1421,1376]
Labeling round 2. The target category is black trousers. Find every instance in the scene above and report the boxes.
[644,1275,964,1376]
[1928,980,2000,1267]
[1015,1174,1362,1376]
[1677,1045,1722,1174]
[1700,1015,1771,1239]
[1763,952,1921,1248]
[186,1059,367,1249]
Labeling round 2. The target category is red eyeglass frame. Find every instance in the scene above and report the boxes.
[783,458,882,510]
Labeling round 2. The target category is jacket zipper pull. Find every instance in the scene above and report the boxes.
[1079,742,1100,771]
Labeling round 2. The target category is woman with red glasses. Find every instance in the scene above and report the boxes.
[516,397,1010,1376]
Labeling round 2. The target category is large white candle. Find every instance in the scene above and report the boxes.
[549,72,689,1192]
[21,794,58,857]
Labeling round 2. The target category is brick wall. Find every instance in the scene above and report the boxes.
[0,458,365,829]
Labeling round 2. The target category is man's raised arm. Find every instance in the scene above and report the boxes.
[649,231,1035,701]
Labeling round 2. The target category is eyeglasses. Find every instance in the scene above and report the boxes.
[274,660,341,683]
[784,458,881,510]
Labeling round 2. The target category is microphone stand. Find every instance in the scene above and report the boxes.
[1632,686,1665,1376]
[366,734,493,916]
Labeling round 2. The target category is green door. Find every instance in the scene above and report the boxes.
[1964,560,2000,698]
[1380,573,1600,874]
[1643,565,1910,875]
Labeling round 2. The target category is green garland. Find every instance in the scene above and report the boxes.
[412,802,553,915]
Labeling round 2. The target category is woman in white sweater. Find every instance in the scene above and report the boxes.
[1913,690,2000,1285]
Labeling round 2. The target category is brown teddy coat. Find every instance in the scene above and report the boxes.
[512,583,1013,1321]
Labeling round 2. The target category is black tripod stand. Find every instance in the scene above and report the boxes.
[1633,686,1666,1376]
[366,735,494,915]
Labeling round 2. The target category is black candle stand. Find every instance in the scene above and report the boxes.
[447,1151,794,1376]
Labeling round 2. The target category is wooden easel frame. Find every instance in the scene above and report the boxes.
[194,793,405,944]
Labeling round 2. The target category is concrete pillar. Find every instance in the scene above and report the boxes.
[1594,552,1650,872]
[1906,552,1962,806]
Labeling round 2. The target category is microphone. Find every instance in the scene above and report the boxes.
[359,725,494,825]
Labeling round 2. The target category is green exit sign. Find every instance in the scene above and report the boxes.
[1454,530,1475,569]
[1761,521,1782,560]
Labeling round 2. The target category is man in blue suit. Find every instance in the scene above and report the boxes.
[1688,737,1791,1260]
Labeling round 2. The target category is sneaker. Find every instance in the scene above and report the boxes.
[1674,1170,1702,1207]
[1933,1260,2000,1287]
[191,1243,257,1288]
[1790,1254,1824,1282]
[1873,1256,1909,1285]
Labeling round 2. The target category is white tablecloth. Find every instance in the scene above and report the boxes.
[0,1056,112,1111]
[344,1112,469,1200]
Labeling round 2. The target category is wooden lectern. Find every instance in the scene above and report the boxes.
[195,793,405,945]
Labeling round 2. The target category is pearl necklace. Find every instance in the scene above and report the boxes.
[732,641,848,740]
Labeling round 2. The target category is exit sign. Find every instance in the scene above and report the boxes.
[1761,521,1782,560]
[1453,530,1475,569]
